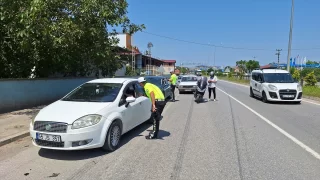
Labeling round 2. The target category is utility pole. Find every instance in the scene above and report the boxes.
[147,42,153,75]
[276,49,282,68]
[286,0,294,71]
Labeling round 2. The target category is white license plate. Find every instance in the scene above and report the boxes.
[283,95,294,98]
[36,133,61,142]
[185,89,191,91]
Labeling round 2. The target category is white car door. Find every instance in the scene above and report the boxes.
[118,83,141,132]
[256,73,263,97]
[134,82,152,124]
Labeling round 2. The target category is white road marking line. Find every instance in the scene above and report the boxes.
[217,87,320,160]
[219,80,320,106]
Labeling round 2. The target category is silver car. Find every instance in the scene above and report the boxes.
[177,75,198,94]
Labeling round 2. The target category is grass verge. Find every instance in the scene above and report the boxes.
[218,76,320,98]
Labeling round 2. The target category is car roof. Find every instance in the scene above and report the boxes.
[252,69,289,74]
[87,78,136,84]
[182,74,197,77]
[144,76,163,79]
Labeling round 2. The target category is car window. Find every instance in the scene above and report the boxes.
[134,82,145,97]
[263,73,294,83]
[145,77,161,87]
[182,76,197,81]
[119,83,136,106]
[62,83,122,102]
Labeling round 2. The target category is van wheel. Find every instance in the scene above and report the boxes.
[262,91,268,103]
[102,121,122,152]
[250,87,254,97]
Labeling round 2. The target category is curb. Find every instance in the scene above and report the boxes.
[0,131,30,147]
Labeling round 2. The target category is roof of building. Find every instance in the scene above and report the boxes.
[162,60,176,63]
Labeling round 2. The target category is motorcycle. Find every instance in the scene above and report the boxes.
[194,76,208,103]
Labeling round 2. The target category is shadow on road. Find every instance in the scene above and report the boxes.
[146,130,171,140]
[252,96,301,105]
[38,121,154,161]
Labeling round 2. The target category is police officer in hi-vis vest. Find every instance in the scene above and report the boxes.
[138,77,167,139]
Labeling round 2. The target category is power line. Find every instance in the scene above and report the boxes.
[141,31,320,51]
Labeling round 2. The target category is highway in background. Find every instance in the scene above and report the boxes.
[0,82,320,180]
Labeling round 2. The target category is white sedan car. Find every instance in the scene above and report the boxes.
[177,75,198,93]
[29,78,152,152]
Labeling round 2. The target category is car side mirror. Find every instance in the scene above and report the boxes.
[125,96,135,107]
[126,96,135,103]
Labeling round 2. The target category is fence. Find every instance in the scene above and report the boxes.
[0,78,95,113]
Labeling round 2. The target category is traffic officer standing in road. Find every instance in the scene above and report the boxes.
[168,71,178,102]
[138,77,167,139]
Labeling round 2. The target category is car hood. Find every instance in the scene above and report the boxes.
[35,100,112,124]
[179,82,197,86]
[266,83,299,90]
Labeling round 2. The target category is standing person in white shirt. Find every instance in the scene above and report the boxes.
[208,71,218,101]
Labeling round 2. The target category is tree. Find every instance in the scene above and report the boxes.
[306,60,319,65]
[304,71,317,86]
[207,68,214,74]
[0,0,145,78]
[236,60,247,74]
[292,68,300,81]
[245,60,260,73]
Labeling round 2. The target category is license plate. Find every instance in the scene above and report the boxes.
[36,133,61,142]
[185,89,191,91]
[283,95,294,98]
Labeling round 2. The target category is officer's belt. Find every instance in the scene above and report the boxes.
[155,99,165,102]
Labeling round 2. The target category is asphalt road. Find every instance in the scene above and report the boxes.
[0,81,320,180]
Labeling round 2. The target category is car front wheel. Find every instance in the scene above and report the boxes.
[250,87,254,97]
[102,120,122,152]
[262,91,268,103]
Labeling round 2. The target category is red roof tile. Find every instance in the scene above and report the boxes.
[162,60,176,63]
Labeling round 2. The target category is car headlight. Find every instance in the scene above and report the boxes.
[31,111,40,125]
[297,84,302,91]
[72,115,102,129]
[268,84,277,91]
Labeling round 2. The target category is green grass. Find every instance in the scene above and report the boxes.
[303,86,320,98]
[218,76,250,85]
[218,76,320,98]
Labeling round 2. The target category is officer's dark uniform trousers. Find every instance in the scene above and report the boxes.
[151,100,167,138]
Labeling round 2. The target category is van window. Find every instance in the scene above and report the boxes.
[262,73,294,83]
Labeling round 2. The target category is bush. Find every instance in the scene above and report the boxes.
[304,71,317,86]
[292,68,300,81]
[227,72,232,78]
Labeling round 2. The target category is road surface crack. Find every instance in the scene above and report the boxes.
[224,87,244,180]
[170,98,194,180]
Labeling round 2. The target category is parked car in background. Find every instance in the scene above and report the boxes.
[30,78,152,152]
[250,69,302,104]
[144,76,172,101]
[177,75,198,94]
[176,75,182,86]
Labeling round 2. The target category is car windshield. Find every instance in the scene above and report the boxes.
[61,83,122,102]
[182,76,197,81]
[145,78,162,87]
[263,73,295,83]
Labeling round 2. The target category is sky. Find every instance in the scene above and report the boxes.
[125,0,320,67]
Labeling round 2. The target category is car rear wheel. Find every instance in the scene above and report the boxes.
[102,120,122,152]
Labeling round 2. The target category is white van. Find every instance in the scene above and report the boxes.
[250,69,302,103]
